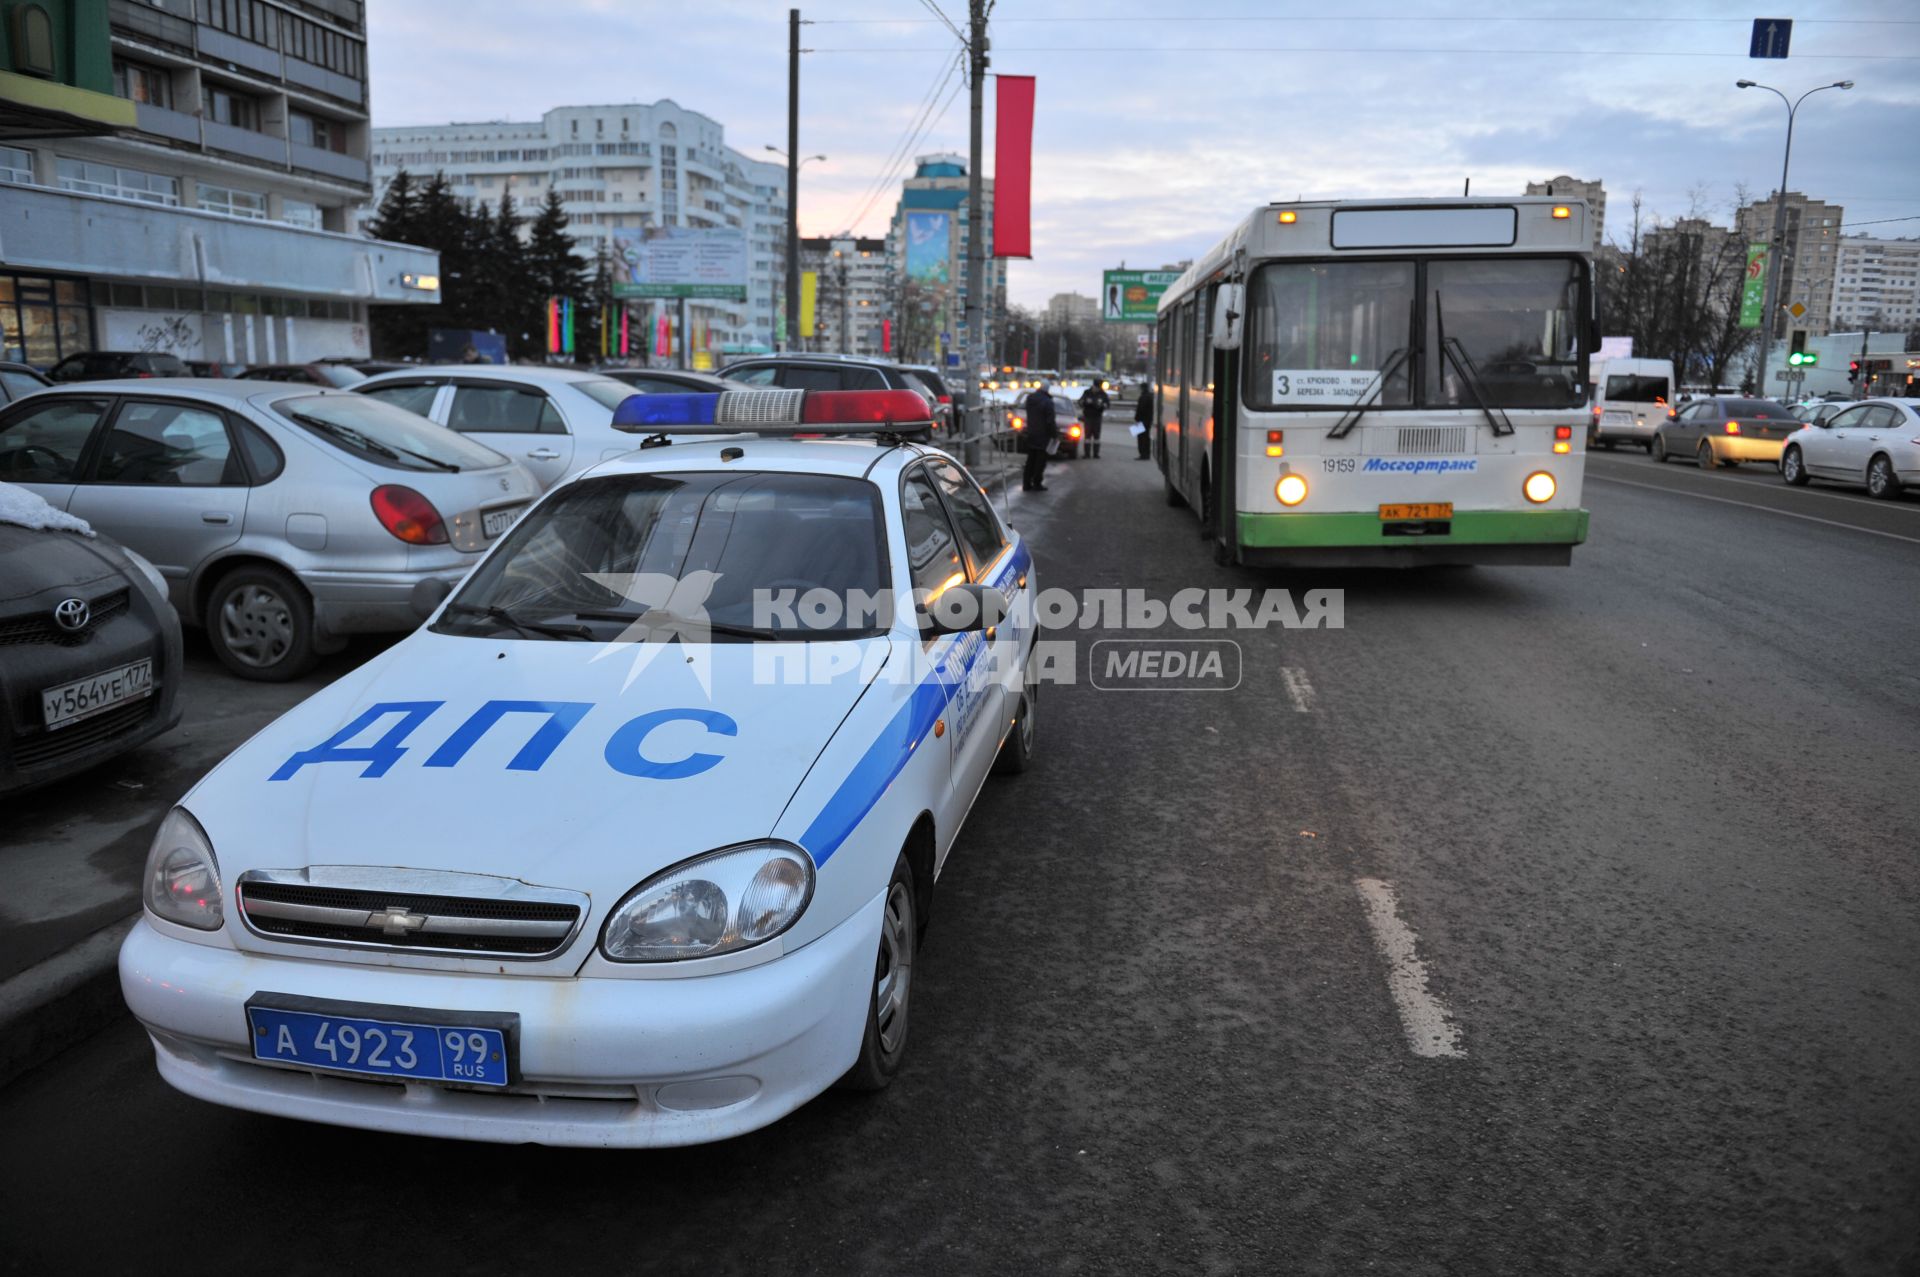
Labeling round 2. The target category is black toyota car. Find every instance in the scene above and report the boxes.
[0,493,183,794]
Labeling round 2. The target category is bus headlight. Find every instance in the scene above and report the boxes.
[1276,474,1308,506]
[1523,471,1557,504]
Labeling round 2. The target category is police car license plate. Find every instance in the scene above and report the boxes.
[1380,503,1453,521]
[246,998,513,1088]
[41,659,153,730]
[482,505,524,539]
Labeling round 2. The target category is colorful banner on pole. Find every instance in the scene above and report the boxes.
[1739,244,1769,329]
[905,212,951,285]
[993,75,1035,259]
[1102,270,1183,323]
[611,227,749,301]
[799,271,818,339]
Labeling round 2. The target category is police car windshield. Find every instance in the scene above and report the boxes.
[439,471,891,641]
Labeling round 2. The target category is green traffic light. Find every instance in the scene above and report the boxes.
[1787,353,1802,366]
[1803,352,1818,366]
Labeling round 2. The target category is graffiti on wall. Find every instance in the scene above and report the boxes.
[136,314,200,353]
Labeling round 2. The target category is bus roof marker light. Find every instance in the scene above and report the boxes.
[1551,206,1572,219]
[1277,210,1298,224]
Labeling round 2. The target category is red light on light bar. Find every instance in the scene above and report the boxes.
[801,390,932,425]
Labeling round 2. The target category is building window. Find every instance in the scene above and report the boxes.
[55,157,180,205]
[197,182,269,220]
[0,146,30,185]
[281,199,323,230]
[289,111,347,153]
[113,60,173,110]
[202,84,260,132]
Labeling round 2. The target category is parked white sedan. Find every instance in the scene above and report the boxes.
[1780,398,1920,499]
[356,366,646,490]
[120,387,1040,1147]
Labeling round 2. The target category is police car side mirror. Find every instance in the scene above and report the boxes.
[410,576,454,621]
[918,582,1007,637]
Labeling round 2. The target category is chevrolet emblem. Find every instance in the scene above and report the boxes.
[375,906,429,935]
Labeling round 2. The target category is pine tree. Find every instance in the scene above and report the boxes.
[528,188,589,305]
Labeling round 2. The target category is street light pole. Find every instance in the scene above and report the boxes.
[962,0,987,466]
[1737,78,1852,396]
[785,9,801,353]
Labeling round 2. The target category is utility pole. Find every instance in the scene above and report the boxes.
[962,0,987,465]
[784,8,801,354]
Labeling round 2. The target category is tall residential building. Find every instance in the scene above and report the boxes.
[798,236,890,357]
[1734,192,1844,337]
[1046,292,1099,327]
[887,153,1004,369]
[0,0,435,367]
[1830,237,1920,332]
[1526,176,1607,253]
[368,102,789,355]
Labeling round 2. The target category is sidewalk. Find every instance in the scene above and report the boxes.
[0,634,389,1085]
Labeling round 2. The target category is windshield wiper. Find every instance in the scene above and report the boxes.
[1327,346,1411,440]
[290,413,459,470]
[1432,293,1515,437]
[439,603,593,640]
[572,609,782,641]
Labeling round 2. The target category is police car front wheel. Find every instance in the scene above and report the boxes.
[993,680,1037,776]
[839,854,916,1092]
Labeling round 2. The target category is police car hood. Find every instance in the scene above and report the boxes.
[189,631,890,895]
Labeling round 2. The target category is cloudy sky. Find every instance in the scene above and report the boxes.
[368,1,1920,309]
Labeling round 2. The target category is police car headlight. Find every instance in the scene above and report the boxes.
[600,841,814,962]
[143,808,224,932]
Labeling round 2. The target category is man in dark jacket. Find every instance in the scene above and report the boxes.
[1134,383,1154,459]
[1020,379,1058,492]
[1078,379,1111,458]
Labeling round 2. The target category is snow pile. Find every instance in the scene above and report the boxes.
[0,482,93,536]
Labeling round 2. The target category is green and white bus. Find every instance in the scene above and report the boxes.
[1153,198,1595,566]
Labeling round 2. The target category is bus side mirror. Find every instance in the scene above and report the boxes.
[1212,284,1244,352]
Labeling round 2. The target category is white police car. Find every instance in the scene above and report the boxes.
[120,387,1038,1146]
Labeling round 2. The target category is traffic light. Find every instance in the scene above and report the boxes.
[1790,329,1807,358]
[1848,359,1860,383]
[1790,350,1818,367]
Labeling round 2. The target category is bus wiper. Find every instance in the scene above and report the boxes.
[441,603,593,640]
[1328,346,1410,440]
[1433,294,1514,437]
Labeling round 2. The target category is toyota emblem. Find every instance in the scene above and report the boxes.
[53,597,90,632]
[499,477,510,491]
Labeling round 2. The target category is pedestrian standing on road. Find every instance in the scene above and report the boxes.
[1020,378,1059,492]
[1134,383,1154,459]
[1078,378,1111,459]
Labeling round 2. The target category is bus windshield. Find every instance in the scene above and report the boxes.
[1427,258,1583,409]
[1247,261,1414,411]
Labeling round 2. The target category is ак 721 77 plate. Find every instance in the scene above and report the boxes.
[246,997,515,1088]
[41,658,153,730]
[1379,502,1453,521]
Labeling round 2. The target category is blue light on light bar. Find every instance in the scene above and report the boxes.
[612,392,720,428]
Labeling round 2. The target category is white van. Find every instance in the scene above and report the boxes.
[1589,358,1675,451]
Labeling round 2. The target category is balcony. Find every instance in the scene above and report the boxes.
[0,183,439,304]
[197,26,283,78]
[109,0,194,51]
[290,141,369,185]
[133,102,200,145]
[284,58,363,106]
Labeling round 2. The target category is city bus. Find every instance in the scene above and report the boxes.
[1154,198,1595,566]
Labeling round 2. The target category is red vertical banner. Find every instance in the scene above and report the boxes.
[993,75,1035,259]
[655,312,670,358]
[881,318,892,353]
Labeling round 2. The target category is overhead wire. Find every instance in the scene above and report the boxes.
[835,48,968,236]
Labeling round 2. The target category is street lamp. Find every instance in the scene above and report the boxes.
[767,147,826,352]
[1736,78,1852,395]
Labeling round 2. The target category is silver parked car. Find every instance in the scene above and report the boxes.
[355,365,644,490]
[0,380,537,680]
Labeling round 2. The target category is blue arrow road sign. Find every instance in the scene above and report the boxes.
[1750,18,1792,59]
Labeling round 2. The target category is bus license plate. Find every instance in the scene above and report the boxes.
[41,659,154,730]
[1380,503,1452,521]
[247,1003,512,1088]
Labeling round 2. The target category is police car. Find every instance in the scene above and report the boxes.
[119,387,1038,1146]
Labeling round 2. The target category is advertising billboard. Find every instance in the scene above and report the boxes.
[612,226,748,301]
[1101,269,1182,323]
[905,212,952,285]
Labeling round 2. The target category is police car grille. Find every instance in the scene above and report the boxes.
[237,882,580,957]
[715,388,804,425]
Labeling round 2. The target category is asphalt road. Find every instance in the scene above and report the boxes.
[4,444,1917,1276]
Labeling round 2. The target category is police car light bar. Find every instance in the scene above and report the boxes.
[611,388,933,436]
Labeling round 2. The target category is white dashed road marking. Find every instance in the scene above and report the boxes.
[1354,878,1465,1058]
[1280,667,1317,713]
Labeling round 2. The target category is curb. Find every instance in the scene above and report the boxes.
[0,913,137,1089]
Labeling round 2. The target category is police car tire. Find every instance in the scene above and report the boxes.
[839,854,916,1093]
[993,681,1036,775]
[205,564,320,682]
